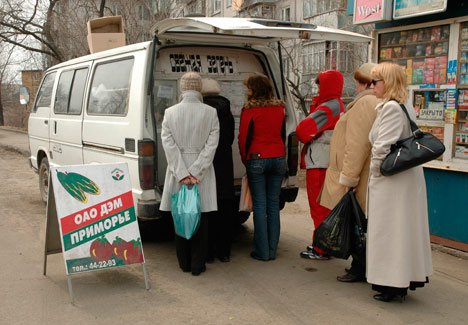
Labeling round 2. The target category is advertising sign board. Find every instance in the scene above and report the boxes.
[50,163,145,275]
[353,0,392,25]
[393,0,447,20]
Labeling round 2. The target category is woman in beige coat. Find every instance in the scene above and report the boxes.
[320,63,380,282]
[367,62,432,302]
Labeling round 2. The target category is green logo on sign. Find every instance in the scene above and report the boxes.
[111,168,125,181]
[57,171,101,203]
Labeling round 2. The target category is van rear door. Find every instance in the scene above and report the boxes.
[153,17,372,44]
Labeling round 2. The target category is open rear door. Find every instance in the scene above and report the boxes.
[153,17,372,44]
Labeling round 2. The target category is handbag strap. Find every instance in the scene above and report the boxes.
[393,100,423,138]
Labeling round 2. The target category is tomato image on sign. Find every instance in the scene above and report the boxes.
[89,236,143,265]
[57,171,101,203]
[90,236,114,262]
[112,236,144,265]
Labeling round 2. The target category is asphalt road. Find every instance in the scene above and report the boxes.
[1,147,467,324]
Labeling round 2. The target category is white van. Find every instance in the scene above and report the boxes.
[28,17,370,225]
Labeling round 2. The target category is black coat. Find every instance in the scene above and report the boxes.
[203,95,235,199]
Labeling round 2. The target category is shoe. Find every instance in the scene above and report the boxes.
[218,256,230,263]
[191,265,206,276]
[300,250,330,260]
[250,251,269,261]
[373,293,406,303]
[336,273,366,283]
[345,267,350,273]
[306,245,314,252]
[181,267,191,273]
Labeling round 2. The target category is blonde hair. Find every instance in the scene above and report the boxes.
[371,62,408,103]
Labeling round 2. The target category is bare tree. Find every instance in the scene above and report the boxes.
[0,0,178,69]
[0,42,18,126]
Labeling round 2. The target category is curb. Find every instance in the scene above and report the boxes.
[432,243,468,260]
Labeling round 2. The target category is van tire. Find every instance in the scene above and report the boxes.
[39,157,50,204]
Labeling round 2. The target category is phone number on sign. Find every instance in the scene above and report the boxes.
[71,259,117,273]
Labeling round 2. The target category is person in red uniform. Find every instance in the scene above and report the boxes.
[238,74,286,261]
[296,70,345,260]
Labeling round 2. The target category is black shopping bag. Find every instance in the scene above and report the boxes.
[313,191,354,259]
[349,191,367,260]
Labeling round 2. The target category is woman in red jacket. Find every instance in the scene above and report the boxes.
[238,74,286,261]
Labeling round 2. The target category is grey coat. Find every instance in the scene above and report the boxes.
[160,90,220,212]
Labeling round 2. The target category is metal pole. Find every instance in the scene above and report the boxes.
[67,276,75,304]
[142,263,150,290]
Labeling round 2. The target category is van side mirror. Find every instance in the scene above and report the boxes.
[19,86,30,105]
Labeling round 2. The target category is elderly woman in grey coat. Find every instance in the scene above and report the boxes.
[160,72,220,276]
[367,62,432,302]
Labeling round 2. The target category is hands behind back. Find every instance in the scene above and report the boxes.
[180,175,200,185]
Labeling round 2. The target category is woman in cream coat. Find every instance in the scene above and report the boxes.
[367,62,432,302]
[160,72,220,276]
[320,63,380,282]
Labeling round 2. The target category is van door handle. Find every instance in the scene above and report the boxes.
[54,121,57,134]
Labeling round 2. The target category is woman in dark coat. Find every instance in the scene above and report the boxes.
[202,78,235,262]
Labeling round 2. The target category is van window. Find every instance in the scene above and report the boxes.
[69,68,88,114]
[55,70,73,114]
[33,72,56,112]
[154,80,178,124]
[88,58,134,116]
[55,68,88,115]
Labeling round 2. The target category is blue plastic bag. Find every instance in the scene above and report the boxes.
[171,185,201,240]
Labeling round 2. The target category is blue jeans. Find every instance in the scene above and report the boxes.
[246,157,286,260]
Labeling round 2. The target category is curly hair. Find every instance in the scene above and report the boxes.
[244,74,275,101]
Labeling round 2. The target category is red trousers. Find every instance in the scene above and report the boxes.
[306,168,330,255]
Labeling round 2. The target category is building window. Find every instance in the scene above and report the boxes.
[138,5,150,20]
[303,0,339,18]
[110,4,120,16]
[212,0,221,13]
[185,1,202,16]
[153,0,170,14]
[303,41,357,75]
[281,7,290,21]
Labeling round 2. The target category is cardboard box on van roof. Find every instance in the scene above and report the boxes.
[87,16,126,53]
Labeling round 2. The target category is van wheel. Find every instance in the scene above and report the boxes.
[39,157,50,203]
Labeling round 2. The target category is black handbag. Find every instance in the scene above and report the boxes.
[380,103,445,176]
